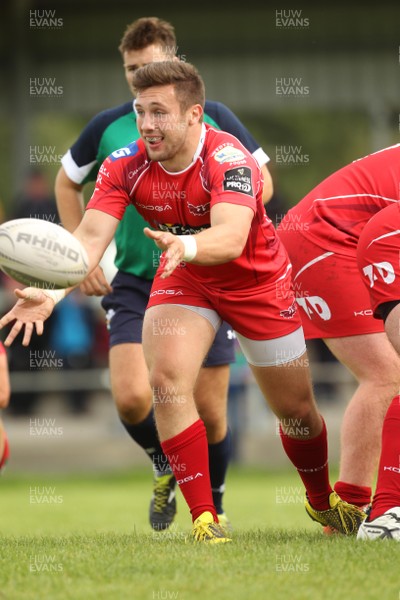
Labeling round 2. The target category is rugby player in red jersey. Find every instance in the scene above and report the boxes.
[55,17,274,531]
[278,144,400,531]
[0,61,364,542]
[356,202,400,539]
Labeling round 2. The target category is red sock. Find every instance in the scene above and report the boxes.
[161,419,216,522]
[280,418,332,510]
[369,395,400,520]
[334,481,371,508]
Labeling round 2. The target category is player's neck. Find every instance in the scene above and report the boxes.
[161,123,205,173]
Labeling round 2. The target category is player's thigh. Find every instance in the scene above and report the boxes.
[237,326,315,419]
[101,270,151,346]
[385,305,400,356]
[250,355,316,422]
[324,332,400,385]
[102,272,152,406]
[143,304,217,390]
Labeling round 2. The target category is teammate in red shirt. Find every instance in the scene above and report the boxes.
[0,61,364,541]
[278,144,400,526]
[356,203,400,539]
[0,341,11,472]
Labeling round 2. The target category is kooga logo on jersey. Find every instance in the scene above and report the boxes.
[16,233,80,263]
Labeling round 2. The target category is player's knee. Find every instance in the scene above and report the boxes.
[198,407,226,441]
[278,390,316,424]
[113,382,152,422]
[149,370,176,396]
[361,361,400,391]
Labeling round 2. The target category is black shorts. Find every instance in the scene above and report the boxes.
[101,271,235,366]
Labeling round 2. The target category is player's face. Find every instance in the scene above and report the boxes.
[135,85,201,171]
[123,45,174,96]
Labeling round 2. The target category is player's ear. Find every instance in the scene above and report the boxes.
[188,104,203,125]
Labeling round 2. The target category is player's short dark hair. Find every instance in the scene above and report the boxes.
[132,61,205,115]
[118,17,177,56]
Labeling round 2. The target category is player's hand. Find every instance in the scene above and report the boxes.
[79,265,113,297]
[0,287,56,347]
[144,228,184,278]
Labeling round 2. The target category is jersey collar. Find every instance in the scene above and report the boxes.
[192,122,207,163]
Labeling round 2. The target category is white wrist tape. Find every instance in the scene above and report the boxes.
[43,289,67,305]
[177,235,197,262]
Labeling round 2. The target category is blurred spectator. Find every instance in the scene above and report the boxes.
[12,167,59,223]
[49,289,97,414]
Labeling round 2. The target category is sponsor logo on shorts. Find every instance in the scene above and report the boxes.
[187,202,210,216]
[223,167,253,196]
[384,466,400,474]
[362,261,395,288]
[149,289,184,297]
[354,309,374,317]
[296,296,331,321]
[280,300,297,319]
[213,145,246,164]
[105,308,116,330]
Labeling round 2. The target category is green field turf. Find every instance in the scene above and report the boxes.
[0,467,397,600]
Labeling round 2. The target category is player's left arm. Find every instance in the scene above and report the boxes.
[73,208,120,274]
[208,101,273,204]
[144,202,254,278]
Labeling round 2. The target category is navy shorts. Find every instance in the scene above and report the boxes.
[101,271,235,366]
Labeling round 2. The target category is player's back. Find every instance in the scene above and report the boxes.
[281,144,400,254]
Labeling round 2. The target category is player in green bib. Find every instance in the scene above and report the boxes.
[56,17,273,531]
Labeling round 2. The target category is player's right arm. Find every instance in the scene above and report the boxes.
[55,167,112,296]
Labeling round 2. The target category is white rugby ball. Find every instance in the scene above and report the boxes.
[0,218,89,289]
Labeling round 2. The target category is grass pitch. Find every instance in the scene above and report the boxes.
[0,468,397,600]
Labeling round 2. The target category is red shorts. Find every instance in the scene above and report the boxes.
[277,228,384,339]
[357,203,400,318]
[147,263,302,341]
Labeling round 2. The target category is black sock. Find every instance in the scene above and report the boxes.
[208,429,232,514]
[120,408,172,476]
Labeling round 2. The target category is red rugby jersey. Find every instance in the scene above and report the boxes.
[280,144,400,255]
[87,124,289,289]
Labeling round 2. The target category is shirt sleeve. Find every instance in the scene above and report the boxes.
[207,140,262,214]
[61,112,107,184]
[86,156,130,220]
[205,101,270,166]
